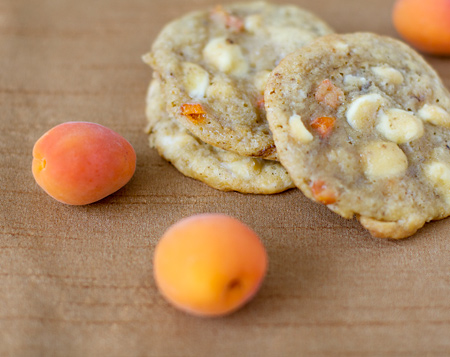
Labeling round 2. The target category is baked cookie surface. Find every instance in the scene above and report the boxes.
[144,1,334,160]
[146,78,294,194]
[265,33,450,238]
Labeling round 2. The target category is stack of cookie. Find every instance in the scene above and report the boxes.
[143,2,334,194]
[144,2,450,238]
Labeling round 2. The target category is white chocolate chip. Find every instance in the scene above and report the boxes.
[333,41,349,53]
[343,74,368,88]
[297,89,307,100]
[223,157,262,179]
[371,66,404,85]
[181,62,210,99]
[346,93,386,130]
[203,37,249,76]
[424,161,450,203]
[376,108,424,144]
[244,14,263,33]
[417,104,450,128]
[160,129,196,151]
[254,70,271,94]
[360,141,408,180]
[289,114,313,143]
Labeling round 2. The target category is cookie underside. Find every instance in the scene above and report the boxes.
[146,79,294,194]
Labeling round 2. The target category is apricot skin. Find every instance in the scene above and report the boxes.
[32,122,136,205]
[393,0,450,55]
[153,214,268,317]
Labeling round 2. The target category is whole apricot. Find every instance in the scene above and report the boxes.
[153,214,268,317]
[32,122,136,205]
[393,0,450,55]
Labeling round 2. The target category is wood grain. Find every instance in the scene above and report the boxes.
[1,0,449,355]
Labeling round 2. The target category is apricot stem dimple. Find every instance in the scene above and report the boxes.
[227,278,242,291]
[34,158,46,172]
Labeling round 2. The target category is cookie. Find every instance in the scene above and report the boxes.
[143,1,334,160]
[265,32,450,238]
[146,78,294,194]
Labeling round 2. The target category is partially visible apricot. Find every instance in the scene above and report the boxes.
[32,122,136,205]
[393,0,450,55]
[153,214,268,317]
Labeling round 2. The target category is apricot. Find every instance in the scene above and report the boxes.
[32,122,136,205]
[153,214,268,317]
[393,0,450,55]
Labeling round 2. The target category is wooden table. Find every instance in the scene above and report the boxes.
[1,0,449,355]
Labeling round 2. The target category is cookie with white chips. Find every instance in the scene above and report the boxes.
[146,78,294,194]
[144,1,334,160]
[265,33,450,238]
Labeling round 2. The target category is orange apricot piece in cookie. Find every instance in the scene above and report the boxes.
[180,103,206,123]
[32,122,136,205]
[311,116,336,138]
[153,214,268,317]
[210,5,245,33]
[311,180,337,205]
[315,79,345,109]
[393,0,450,55]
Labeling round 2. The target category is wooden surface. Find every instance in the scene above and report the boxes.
[1,0,450,355]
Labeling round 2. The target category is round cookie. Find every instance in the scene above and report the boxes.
[265,32,450,239]
[144,1,334,160]
[146,78,294,194]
